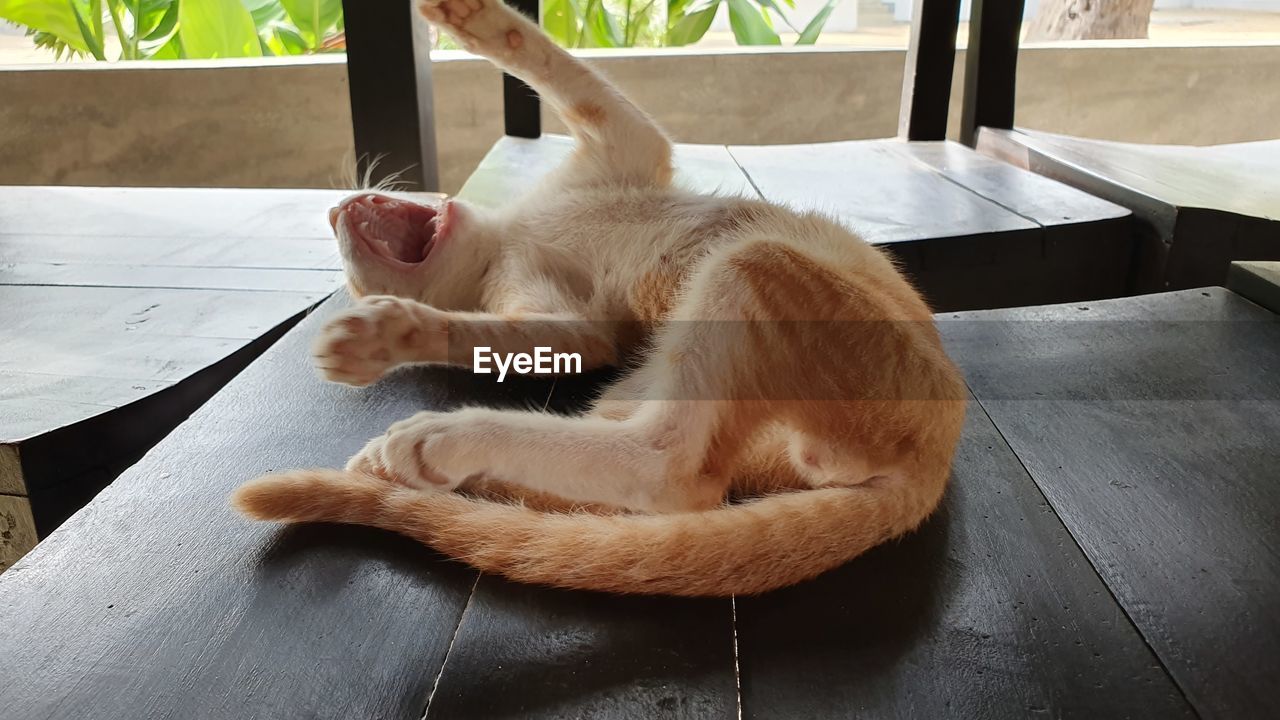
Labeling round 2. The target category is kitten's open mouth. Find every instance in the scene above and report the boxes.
[332,194,451,267]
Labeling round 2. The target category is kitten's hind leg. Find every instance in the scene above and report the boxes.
[417,0,673,188]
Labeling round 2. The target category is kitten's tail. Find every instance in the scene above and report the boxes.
[231,466,945,596]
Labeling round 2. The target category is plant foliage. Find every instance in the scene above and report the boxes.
[0,0,345,60]
[0,0,840,61]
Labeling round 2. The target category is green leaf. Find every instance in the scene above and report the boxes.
[665,0,716,46]
[0,0,92,52]
[796,0,838,45]
[278,0,341,47]
[138,22,180,56]
[726,0,778,45]
[667,0,690,26]
[581,0,621,48]
[542,0,578,48]
[140,0,177,41]
[177,0,262,57]
[243,0,285,26]
[268,21,308,54]
[752,0,798,33]
[130,0,172,38]
[69,0,106,59]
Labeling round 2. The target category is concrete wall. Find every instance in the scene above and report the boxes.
[2,44,1278,195]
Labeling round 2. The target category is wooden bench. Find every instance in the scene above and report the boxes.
[0,186,347,569]
[954,3,1280,292]
[980,130,1280,292]
[0,282,1275,717]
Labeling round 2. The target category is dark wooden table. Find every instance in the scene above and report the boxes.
[0,285,1275,719]
[0,186,351,568]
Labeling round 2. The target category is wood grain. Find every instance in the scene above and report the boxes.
[0,292,481,718]
[728,140,1035,245]
[946,288,1280,719]
[426,577,737,719]
[736,395,1192,719]
[0,186,348,238]
[976,128,1280,292]
[0,185,347,543]
[729,139,1133,310]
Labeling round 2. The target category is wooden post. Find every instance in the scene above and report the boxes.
[959,0,1026,147]
[504,0,542,138]
[343,0,440,191]
[897,0,962,141]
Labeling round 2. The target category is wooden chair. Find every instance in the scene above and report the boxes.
[960,2,1280,292]
[341,0,1135,312]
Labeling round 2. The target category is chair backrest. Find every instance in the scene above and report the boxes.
[959,0,1026,147]
[498,0,987,144]
[503,0,542,138]
[340,0,1027,190]
[343,0,440,191]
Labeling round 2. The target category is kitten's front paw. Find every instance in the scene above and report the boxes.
[416,0,526,57]
[346,412,459,490]
[312,296,444,387]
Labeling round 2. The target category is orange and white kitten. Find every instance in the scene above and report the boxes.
[232,0,966,596]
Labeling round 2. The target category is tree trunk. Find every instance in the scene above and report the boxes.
[1025,0,1155,42]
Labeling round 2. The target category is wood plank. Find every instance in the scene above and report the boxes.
[0,285,328,340]
[0,233,343,270]
[945,288,1280,719]
[457,135,757,209]
[976,128,1280,292]
[1228,260,1280,314]
[0,293,487,718]
[426,577,737,719]
[7,317,305,535]
[977,126,1179,293]
[0,388,171,442]
[0,185,348,540]
[0,331,242,391]
[736,395,1192,719]
[891,141,1129,228]
[0,186,351,238]
[727,140,1036,246]
[1011,130,1280,221]
[0,262,342,293]
[729,139,1134,310]
[889,140,1135,307]
[0,370,172,408]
